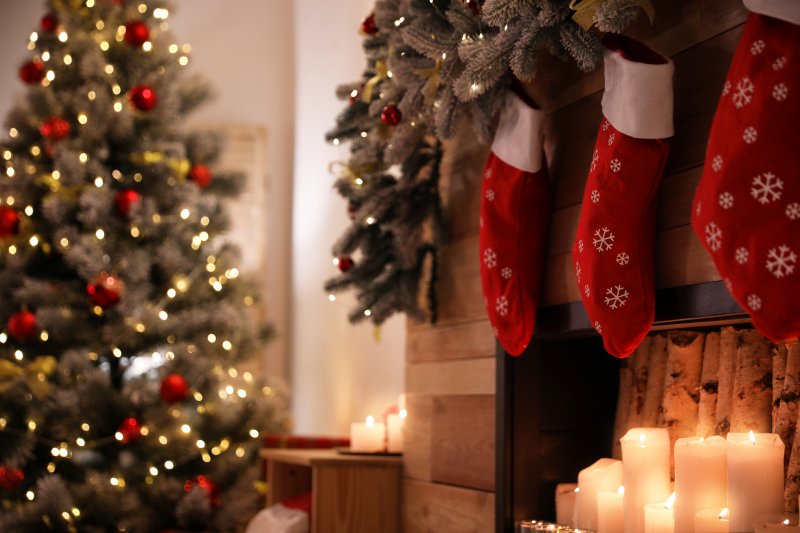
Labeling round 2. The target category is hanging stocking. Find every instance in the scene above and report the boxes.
[572,36,675,358]
[479,90,550,356]
[692,2,800,342]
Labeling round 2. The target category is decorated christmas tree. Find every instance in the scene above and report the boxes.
[0,1,288,531]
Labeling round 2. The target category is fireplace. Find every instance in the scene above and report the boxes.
[495,280,748,531]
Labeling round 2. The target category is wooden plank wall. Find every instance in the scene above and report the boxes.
[402,1,747,531]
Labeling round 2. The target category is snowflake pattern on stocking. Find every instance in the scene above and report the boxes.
[719,192,734,209]
[724,278,734,293]
[484,167,493,180]
[485,189,495,202]
[722,80,732,96]
[712,155,723,172]
[610,159,621,173]
[786,203,800,221]
[733,77,754,109]
[608,133,616,146]
[696,201,702,217]
[750,39,765,55]
[590,149,599,172]
[766,244,797,278]
[735,247,749,264]
[483,248,497,269]
[575,262,582,283]
[773,56,787,71]
[747,293,762,311]
[751,172,783,204]
[577,239,584,253]
[604,285,629,310]
[743,126,758,144]
[584,284,590,297]
[773,83,788,102]
[705,222,722,252]
[591,190,600,204]
[501,267,512,280]
[616,252,630,266]
[594,321,602,333]
[601,119,610,132]
[593,227,615,252]
[496,296,509,317]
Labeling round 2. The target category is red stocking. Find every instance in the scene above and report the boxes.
[479,92,550,356]
[572,36,675,358]
[692,2,800,341]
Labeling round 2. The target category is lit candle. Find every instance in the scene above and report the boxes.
[727,432,784,532]
[674,436,727,532]
[621,428,671,533]
[752,514,800,532]
[644,492,675,533]
[694,507,729,533]
[349,416,385,452]
[386,408,406,453]
[574,458,623,529]
[597,485,625,533]
[555,483,577,526]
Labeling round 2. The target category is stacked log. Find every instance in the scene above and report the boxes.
[696,332,720,437]
[714,327,738,436]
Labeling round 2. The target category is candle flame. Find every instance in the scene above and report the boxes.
[617,485,625,496]
[749,430,756,445]
[574,487,580,493]
[718,508,729,520]
[365,415,375,427]
[664,492,676,510]
[784,519,791,525]
[399,409,407,419]
[639,433,646,447]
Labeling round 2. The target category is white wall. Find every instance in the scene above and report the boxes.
[0,0,405,438]
[291,0,405,435]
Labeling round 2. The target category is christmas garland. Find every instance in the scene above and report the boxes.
[325,0,649,324]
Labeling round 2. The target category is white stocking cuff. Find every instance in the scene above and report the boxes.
[491,92,546,174]
[744,0,800,25]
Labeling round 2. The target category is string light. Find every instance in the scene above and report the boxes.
[58,31,68,42]
[63,54,72,65]
[100,41,109,51]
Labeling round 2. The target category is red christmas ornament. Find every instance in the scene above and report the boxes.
[114,189,141,216]
[360,13,377,35]
[7,310,37,341]
[128,85,157,111]
[347,202,360,220]
[336,256,354,273]
[0,207,20,238]
[380,104,402,126]
[87,272,123,308]
[188,164,212,188]
[159,373,189,403]
[0,466,25,492]
[116,417,143,444]
[19,60,45,85]
[40,13,58,33]
[39,116,71,141]
[124,21,150,47]
[184,475,220,507]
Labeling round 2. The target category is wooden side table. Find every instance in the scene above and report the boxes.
[261,448,401,533]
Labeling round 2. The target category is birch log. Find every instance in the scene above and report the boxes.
[696,331,720,437]
[714,327,738,436]
[660,331,705,475]
[730,329,773,433]
[626,336,652,429]
[612,355,634,460]
[777,344,800,467]
[641,333,668,428]
[773,344,789,431]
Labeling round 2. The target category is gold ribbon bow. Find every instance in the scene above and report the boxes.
[0,356,58,398]
[413,59,442,107]
[130,151,191,180]
[361,60,389,103]
[569,0,655,31]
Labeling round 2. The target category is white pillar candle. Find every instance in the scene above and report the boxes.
[674,436,728,532]
[621,428,671,533]
[694,508,729,533]
[574,458,623,529]
[644,493,675,533]
[752,515,800,532]
[386,409,406,453]
[597,485,625,533]
[350,416,386,452]
[727,432,784,532]
[555,483,578,526]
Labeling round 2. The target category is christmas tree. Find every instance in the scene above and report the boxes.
[0,1,288,531]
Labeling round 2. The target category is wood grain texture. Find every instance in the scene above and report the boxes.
[407,319,496,363]
[313,463,401,533]
[431,395,495,491]
[266,460,312,507]
[406,357,495,396]
[435,235,487,325]
[403,394,434,482]
[403,479,494,533]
